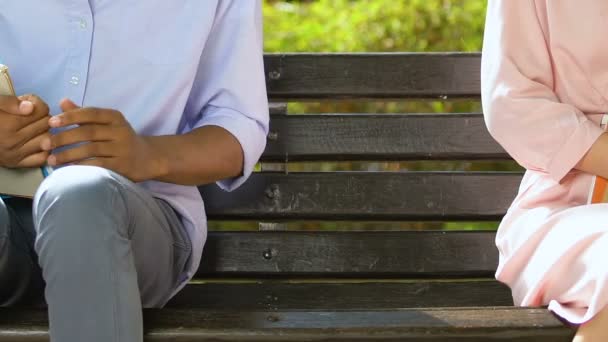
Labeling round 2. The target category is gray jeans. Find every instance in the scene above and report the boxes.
[0,166,192,342]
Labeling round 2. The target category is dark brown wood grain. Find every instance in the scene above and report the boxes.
[197,231,498,277]
[201,172,522,220]
[264,53,481,100]
[0,307,572,341]
[262,114,509,162]
[167,280,513,309]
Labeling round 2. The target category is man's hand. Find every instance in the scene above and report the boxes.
[0,95,51,168]
[43,99,167,182]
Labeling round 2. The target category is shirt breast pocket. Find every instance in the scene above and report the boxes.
[120,1,202,66]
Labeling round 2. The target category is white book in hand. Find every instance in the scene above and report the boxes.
[0,64,51,198]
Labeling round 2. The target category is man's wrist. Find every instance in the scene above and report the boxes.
[141,136,170,181]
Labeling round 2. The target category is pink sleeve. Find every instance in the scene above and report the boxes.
[481,0,604,183]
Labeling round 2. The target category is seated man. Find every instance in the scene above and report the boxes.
[0,1,269,341]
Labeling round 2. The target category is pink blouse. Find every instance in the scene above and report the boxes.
[482,0,608,183]
[482,0,608,324]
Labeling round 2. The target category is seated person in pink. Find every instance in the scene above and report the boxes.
[483,1,608,340]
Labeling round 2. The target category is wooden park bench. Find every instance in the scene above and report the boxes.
[0,53,576,341]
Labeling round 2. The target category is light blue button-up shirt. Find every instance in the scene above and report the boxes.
[0,1,269,293]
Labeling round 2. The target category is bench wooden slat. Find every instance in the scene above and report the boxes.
[167,280,512,309]
[201,172,521,220]
[0,308,573,341]
[197,231,497,277]
[264,53,481,100]
[262,114,509,162]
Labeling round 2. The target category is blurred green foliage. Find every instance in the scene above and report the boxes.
[263,0,487,114]
[263,0,487,53]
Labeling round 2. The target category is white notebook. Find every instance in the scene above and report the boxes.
[0,64,51,198]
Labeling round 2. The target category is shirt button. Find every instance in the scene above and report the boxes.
[69,76,80,85]
[79,18,87,29]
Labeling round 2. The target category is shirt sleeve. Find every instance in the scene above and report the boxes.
[184,0,269,191]
[481,0,604,183]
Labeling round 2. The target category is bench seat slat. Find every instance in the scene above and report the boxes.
[201,172,521,220]
[197,231,498,277]
[264,53,481,100]
[262,114,509,162]
[0,307,572,341]
[167,280,512,309]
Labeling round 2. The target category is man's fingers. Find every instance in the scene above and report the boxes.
[16,151,49,168]
[59,98,79,112]
[0,95,34,116]
[49,142,117,166]
[18,132,50,157]
[49,108,121,128]
[44,125,115,150]
[15,116,50,147]
[20,94,50,119]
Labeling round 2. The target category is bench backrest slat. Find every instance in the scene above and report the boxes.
[261,114,508,162]
[197,231,498,277]
[201,172,520,220]
[265,53,481,100]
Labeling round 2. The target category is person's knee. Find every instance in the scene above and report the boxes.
[35,165,119,212]
[33,166,127,244]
